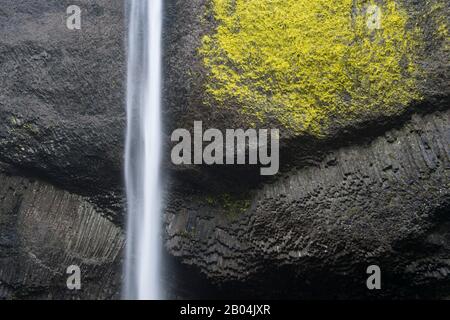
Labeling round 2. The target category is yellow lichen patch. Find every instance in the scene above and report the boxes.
[430,2,449,50]
[200,0,422,136]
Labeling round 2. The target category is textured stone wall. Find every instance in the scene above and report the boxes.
[0,0,448,299]
[0,172,124,299]
[165,109,450,298]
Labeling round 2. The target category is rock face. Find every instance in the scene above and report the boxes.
[164,0,449,139]
[0,171,124,299]
[0,0,126,211]
[161,0,450,299]
[0,0,126,299]
[165,109,450,299]
[0,0,449,299]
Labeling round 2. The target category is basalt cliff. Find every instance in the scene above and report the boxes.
[0,0,449,299]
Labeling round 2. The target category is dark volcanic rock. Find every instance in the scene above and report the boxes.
[161,1,449,298]
[0,0,126,199]
[163,0,449,140]
[0,0,449,300]
[0,171,124,299]
[0,0,126,300]
[165,109,450,299]
[161,0,449,299]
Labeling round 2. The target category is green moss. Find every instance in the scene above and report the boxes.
[221,193,251,219]
[206,195,216,205]
[200,0,423,136]
[9,116,39,135]
[438,22,448,38]
[180,229,195,239]
[9,116,18,126]
[205,193,252,220]
[23,123,39,135]
[430,2,449,50]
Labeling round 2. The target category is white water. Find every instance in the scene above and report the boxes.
[124,0,163,300]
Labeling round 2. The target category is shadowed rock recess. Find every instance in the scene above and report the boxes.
[0,0,449,299]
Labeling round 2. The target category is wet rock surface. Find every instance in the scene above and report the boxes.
[0,0,126,299]
[164,0,449,139]
[0,171,124,299]
[0,0,126,208]
[165,109,450,299]
[0,0,448,299]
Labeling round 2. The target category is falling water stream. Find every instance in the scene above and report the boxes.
[124,0,163,300]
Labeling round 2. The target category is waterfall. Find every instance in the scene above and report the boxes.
[124,0,163,300]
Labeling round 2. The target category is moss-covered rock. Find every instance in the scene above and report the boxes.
[166,0,448,140]
[201,0,423,136]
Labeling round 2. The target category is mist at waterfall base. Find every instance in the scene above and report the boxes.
[124,0,163,300]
